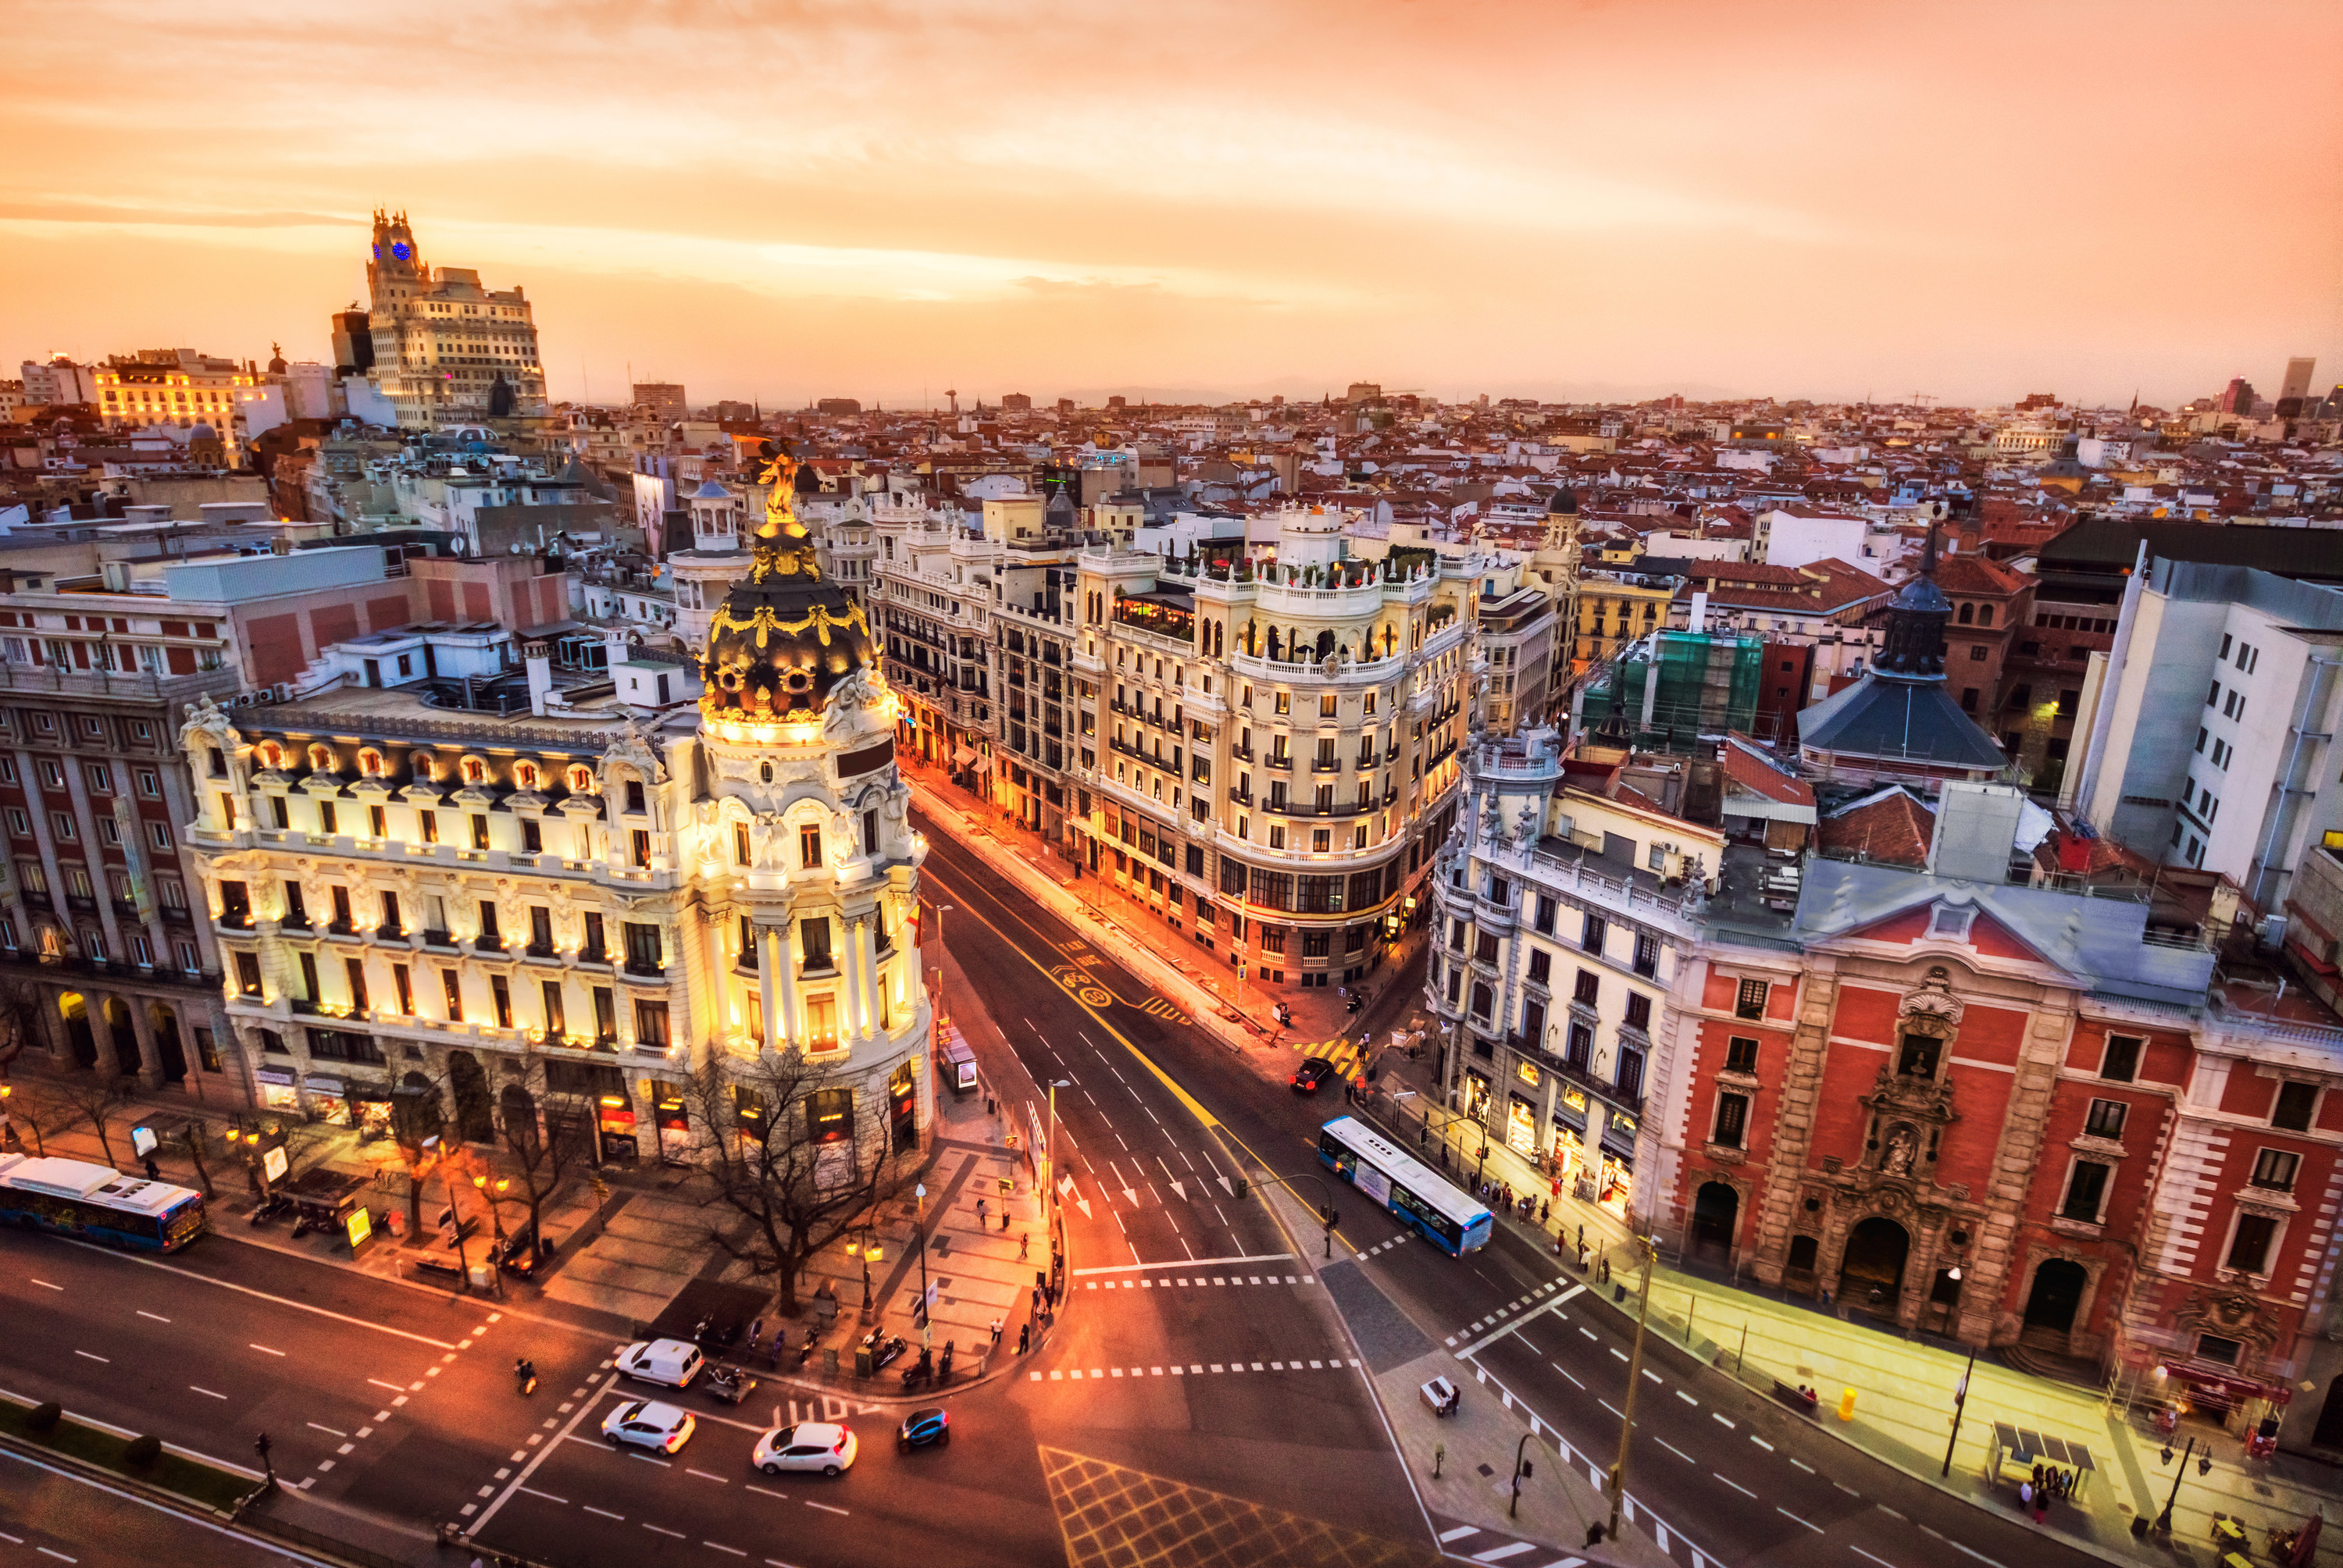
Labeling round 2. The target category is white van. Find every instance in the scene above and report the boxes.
[616,1338,704,1388]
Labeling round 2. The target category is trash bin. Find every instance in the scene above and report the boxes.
[468,1263,495,1292]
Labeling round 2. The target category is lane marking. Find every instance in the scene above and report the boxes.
[73,1351,108,1363]
[1550,1363,1583,1389]
[470,1371,619,1534]
[60,1244,459,1349]
[1853,1551,1899,1568]
[1710,1413,1735,1428]
[189,1386,226,1400]
[745,1484,786,1500]
[1071,1253,1293,1275]
[1790,1458,1814,1473]
[248,1344,286,1356]
[306,1423,348,1438]
[1713,1474,1755,1499]
[1776,1508,1820,1532]
[687,1468,729,1483]
[645,1523,685,1538]
[29,1280,62,1291]
[1657,1438,1695,1463]
[1750,1436,1774,1452]
[584,1506,624,1521]
[1675,1390,1697,1405]
[519,1486,568,1504]
[1947,1545,2006,1568]
[806,1501,850,1516]
[135,1311,170,1323]
[368,1379,406,1393]
[1455,1283,1585,1357]
[707,1547,747,1559]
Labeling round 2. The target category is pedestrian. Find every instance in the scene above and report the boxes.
[1538,1199,1550,1226]
[1585,1523,1607,1548]
[2017,1480,2032,1516]
[990,1317,1004,1348]
[1018,1321,1031,1355]
[1019,1231,1030,1260]
[2031,1463,2045,1495]
[2033,1490,2048,1527]
[142,1155,161,1181]
[976,1198,988,1224]
[1032,1285,1043,1316]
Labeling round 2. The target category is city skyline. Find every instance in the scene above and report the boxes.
[3,0,2339,409]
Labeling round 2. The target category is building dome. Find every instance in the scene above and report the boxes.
[187,422,218,441]
[1548,485,1578,515]
[698,453,872,719]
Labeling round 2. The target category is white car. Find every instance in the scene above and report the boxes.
[751,1421,858,1477]
[603,1399,695,1454]
[615,1338,704,1388]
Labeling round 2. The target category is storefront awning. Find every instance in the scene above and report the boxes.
[953,743,978,766]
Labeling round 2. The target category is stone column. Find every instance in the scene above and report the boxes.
[852,917,877,1040]
[89,993,134,1078]
[123,994,164,1089]
[1749,960,1838,1288]
[759,926,783,1049]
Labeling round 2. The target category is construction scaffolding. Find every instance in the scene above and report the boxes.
[1573,629,1765,752]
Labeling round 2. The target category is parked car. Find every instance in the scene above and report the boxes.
[897,1407,950,1451]
[1290,1057,1338,1094]
[602,1400,694,1454]
[751,1421,858,1477]
[615,1338,704,1388]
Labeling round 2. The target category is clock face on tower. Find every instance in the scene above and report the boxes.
[391,241,411,260]
[371,242,380,258]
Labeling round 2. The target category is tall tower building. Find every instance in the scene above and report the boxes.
[2277,357,2317,418]
[363,209,548,430]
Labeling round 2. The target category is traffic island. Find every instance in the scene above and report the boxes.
[0,1393,252,1513]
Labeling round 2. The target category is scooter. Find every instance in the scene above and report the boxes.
[900,1349,934,1391]
[515,1359,537,1396]
[863,1331,907,1373]
[703,1364,757,1405]
[792,1334,816,1370]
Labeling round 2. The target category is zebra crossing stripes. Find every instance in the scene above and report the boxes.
[1086,1274,1314,1288]
[1360,1232,1410,1259]
[1293,1036,1370,1078]
[1033,1359,1363,1381]
[1432,1518,1584,1567]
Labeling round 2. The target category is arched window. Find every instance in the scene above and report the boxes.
[1977,604,1994,628]
[260,742,284,769]
[567,764,595,793]
[307,743,335,772]
[411,753,438,782]
[462,757,487,784]
[358,750,384,777]
[514,762,539,790]
[1956,603,1974,625]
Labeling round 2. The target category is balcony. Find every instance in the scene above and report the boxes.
[376,923,406,941]
[1266,755,1293,772]
[622,961,665,981]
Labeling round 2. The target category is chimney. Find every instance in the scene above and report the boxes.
[525,640,552,717]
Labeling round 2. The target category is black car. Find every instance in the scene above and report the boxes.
[1290,1057,1338,1094]
[897,1407,950,1450]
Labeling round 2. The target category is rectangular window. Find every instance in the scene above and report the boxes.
[584,912,607,961]
[1633,932,1659,978]
[440,968,465,1021]
[393,963,413,1014]
[471,814,490,850]
[379,889,401,934]
[369,804,387,838]
[318,800,338,836]
[1475,932,1500,964]
[1527,950,1551,985]
[631,829,651,868]
[298,951,320,1002]
[530,905,553,953]
[800,824,822,868]
[1714,1093,1749,1149]
[2273,1081,2318,1131]
[801,916,833,971]
[148,820,173,850]
[1897,1032,1942,1079]
[491,975,512,1028]
[1573,969,1599,1007]
[477,899,501,945]
[541,979,566,1037]
[1582,913,1607,956]
[594,986,616,1042]
[1624,992,1652,1032]
[1565,1022,1592,1068]
[234,950,262,996]
[622,921,663,972]
[734,824,751,865]
[345,957,369,1013]
[634,1000,671,1049]
[1735,978,1769,1021]
[2084,1099,2128,1140]
[2226,1212,2278,1274]
[1724,1036,1759,1073]
[522,818,541,853]
[2100,1034,2142,1082]
[1532,895,1556,935]
[419,810,438,843]
[2061,1160,2109,1223]
[2251,1148,2301,1192]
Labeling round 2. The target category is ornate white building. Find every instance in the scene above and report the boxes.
[362,210,550,430]
[180,461,932,1175]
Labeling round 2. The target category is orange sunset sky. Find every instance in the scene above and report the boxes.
[3,0,2339,410]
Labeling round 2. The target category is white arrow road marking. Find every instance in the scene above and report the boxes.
[1169,1180,1186,1200]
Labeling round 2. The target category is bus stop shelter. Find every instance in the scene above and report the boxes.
[1988,1421,2098,1498]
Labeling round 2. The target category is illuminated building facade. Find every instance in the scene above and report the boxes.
[180,464,932,1169]
[362,210,549,431]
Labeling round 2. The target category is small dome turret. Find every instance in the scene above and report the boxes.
[697,448,872,720]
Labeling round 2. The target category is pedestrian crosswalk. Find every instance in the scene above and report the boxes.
[1085,1273,1315,1289]
[1139,996,1191,1024]
[1293,1036,1371,1078]
[1434,1519,1586,1567]
[1359,1232,1411,1259]
[1033,1359,1362,1381]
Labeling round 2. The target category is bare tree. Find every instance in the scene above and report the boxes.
[683,1053,911,1317]
[501,1087,596,1267]
[50,1072,136,1169]
[5,1076,78,1157]
[386,1063,455,1239]
[180,1117,215,1197]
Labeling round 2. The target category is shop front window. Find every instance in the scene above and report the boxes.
[1506,1096,1537,1154]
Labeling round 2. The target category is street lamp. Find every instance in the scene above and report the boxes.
[913,1181,932,1350]
[1607,1235,1657,1541]
[2155,1434,2214,1534]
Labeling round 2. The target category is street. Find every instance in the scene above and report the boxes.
[0,806,2123,1568]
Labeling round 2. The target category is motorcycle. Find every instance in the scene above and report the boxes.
[703,1364,757,1405]
[901,1348,934,1391]
[712,1317,743,1352]
[246,1193,290,1226]
[862,1331,907,1374]
[793,1334,816,1370]
[515,1359,537,1396]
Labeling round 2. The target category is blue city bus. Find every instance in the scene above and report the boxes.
[0,1153,207,1253]
[1318,1116,1493,1256]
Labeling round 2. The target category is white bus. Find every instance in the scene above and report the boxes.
[0,1153,208,1253]
[1317,1116,1493,1256]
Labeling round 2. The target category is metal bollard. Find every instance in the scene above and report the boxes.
[1838,1387,1857,1422]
